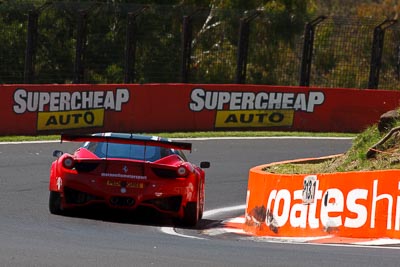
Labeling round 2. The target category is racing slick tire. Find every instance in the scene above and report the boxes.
[49,191,64,215]
[182,201,199,227]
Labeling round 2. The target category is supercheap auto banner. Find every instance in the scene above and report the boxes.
[1,84,400,135]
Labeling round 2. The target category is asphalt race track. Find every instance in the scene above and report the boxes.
[1,137,400,267]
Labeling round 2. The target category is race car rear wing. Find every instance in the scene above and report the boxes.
[60,133,192,151]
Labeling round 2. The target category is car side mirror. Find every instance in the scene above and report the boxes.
[53,150,64,158]
[200,161,210,169]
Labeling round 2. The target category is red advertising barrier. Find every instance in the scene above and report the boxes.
[245,157,400,239]
[1,84,399,135]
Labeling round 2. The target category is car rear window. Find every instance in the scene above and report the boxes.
[83,142,159,161]
[82,142,187,162]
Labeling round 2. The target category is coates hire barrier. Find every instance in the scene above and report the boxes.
[1,84,400,135]
[245,156,400,239]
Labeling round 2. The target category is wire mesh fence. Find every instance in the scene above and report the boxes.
[245,11,304,86]
[311,17,375,89]
[310,16,400,90]
[1,2,400,90]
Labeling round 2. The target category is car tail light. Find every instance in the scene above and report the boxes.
[177,166,189,177]
[62,156,75,169]
[151,164,193,179]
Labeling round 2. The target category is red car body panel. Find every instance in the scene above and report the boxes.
[48,133,207,225]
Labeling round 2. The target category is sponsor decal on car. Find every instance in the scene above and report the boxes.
[56,177,62,190]
[189,88,325,129]
[106,180,144,188]
[101,172,147,180]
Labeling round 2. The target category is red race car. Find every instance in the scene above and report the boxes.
[48,132,210,226]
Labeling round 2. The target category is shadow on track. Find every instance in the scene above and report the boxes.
[50,205,223,230]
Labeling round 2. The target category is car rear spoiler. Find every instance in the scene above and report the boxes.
[60,133,192,151]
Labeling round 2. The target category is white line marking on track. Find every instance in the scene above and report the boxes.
[161,204,400,251]
[174,136,353,141]
[353,238,400,246]
[160,226,206,240]
[304,242,400,250]
[160,204,246,239]
[203,204,246,217]
[0,140,60,145]
[0,136,353,145]
[226,216,245,224]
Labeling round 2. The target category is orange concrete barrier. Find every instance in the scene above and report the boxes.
[244,155,400,239]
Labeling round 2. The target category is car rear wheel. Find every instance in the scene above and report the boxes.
[49,191,64,215]
[182,201,199,227]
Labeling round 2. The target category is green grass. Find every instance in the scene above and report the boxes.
[264,123,400,174]
[0,131,356,142]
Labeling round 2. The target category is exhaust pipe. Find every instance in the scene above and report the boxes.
[110,197,119,205]
[126,198,135,206]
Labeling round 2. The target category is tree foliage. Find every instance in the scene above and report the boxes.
[0,0,399,89]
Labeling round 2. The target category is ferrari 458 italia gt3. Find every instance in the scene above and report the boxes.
[48,133,210,226]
